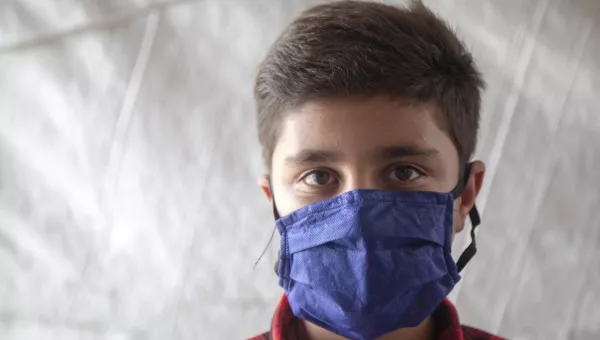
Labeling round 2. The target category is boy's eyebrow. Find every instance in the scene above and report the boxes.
[284,149,342,166]
[377,146,440,160]
[283,146,439,166]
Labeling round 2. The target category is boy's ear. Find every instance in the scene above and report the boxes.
[258,175,272,202]
[457,160,486,227]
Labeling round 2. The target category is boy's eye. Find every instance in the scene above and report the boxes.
[302,170,334,186]
[390,165,422,182]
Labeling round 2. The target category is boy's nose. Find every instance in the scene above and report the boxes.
[342,173,386,192]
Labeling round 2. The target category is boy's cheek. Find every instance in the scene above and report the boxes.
[269,194,306,217]
[452,201,466,235]
[259,176,304,217]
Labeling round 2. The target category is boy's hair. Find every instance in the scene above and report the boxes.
[254,0,485,169]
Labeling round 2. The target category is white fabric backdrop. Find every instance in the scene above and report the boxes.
[1,0,599,339]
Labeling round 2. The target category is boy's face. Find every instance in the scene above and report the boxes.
[259,96,485,235]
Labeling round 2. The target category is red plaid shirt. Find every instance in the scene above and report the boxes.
[248,295,505,340]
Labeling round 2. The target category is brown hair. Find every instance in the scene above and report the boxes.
[254,0,485,169]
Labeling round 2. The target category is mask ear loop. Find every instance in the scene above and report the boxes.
[253,179,280,270]
[456,205,480,272]
[451,163,481,273]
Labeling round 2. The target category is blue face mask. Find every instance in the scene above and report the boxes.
[271,165,480,340]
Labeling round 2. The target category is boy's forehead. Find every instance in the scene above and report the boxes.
[273,96,458,163]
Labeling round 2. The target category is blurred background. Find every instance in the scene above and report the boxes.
[0,0,599,339]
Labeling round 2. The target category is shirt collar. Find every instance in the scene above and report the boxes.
[269,295,464,340]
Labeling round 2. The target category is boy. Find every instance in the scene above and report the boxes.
[250,1,505,339]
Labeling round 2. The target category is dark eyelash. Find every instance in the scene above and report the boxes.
[299,168,334,182]
[394,164,425,174]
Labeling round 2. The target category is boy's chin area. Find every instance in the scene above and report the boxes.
[302,315,436,340]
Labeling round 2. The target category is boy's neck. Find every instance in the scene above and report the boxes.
[302,315,436,340]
